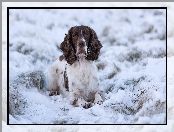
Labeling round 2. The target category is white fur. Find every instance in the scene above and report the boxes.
[47,58,102,107]
[47,59,67,96]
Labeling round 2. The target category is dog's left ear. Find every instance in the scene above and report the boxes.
[86,27,102,61]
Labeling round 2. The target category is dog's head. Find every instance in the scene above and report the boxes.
[60,25,102,65]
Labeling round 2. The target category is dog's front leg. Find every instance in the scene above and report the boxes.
[94,92,103,105]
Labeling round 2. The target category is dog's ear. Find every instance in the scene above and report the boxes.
[60,27,77,65]
[86,27,102,61]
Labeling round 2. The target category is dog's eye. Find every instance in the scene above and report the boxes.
[83,30,88,35]
[83,31,89,36]
[84,33,89,38]
[72,34,77,38]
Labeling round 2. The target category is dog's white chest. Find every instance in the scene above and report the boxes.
[67,60,98,92]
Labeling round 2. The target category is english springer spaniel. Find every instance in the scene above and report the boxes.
[47,26,103,108]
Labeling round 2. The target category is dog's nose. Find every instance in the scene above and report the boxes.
[79,41,85,47]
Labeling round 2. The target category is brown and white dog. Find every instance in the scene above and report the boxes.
[47,25,103,108]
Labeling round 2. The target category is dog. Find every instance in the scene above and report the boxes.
[47,25,103,108]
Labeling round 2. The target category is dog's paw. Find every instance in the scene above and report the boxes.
[49,91,59,96]
[75,98,93,109]
[94,100,103,105]
[83,102,93,109]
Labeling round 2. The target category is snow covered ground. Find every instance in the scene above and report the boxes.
[8,8,167,124]
[2,2,174,132]
[7,8,166,124]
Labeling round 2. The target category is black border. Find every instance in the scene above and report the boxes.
[7,7,167,125]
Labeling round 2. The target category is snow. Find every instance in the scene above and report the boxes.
[2,3,174,132]
[6,8,167,125]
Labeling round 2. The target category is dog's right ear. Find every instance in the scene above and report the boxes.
[60,27,77,65]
